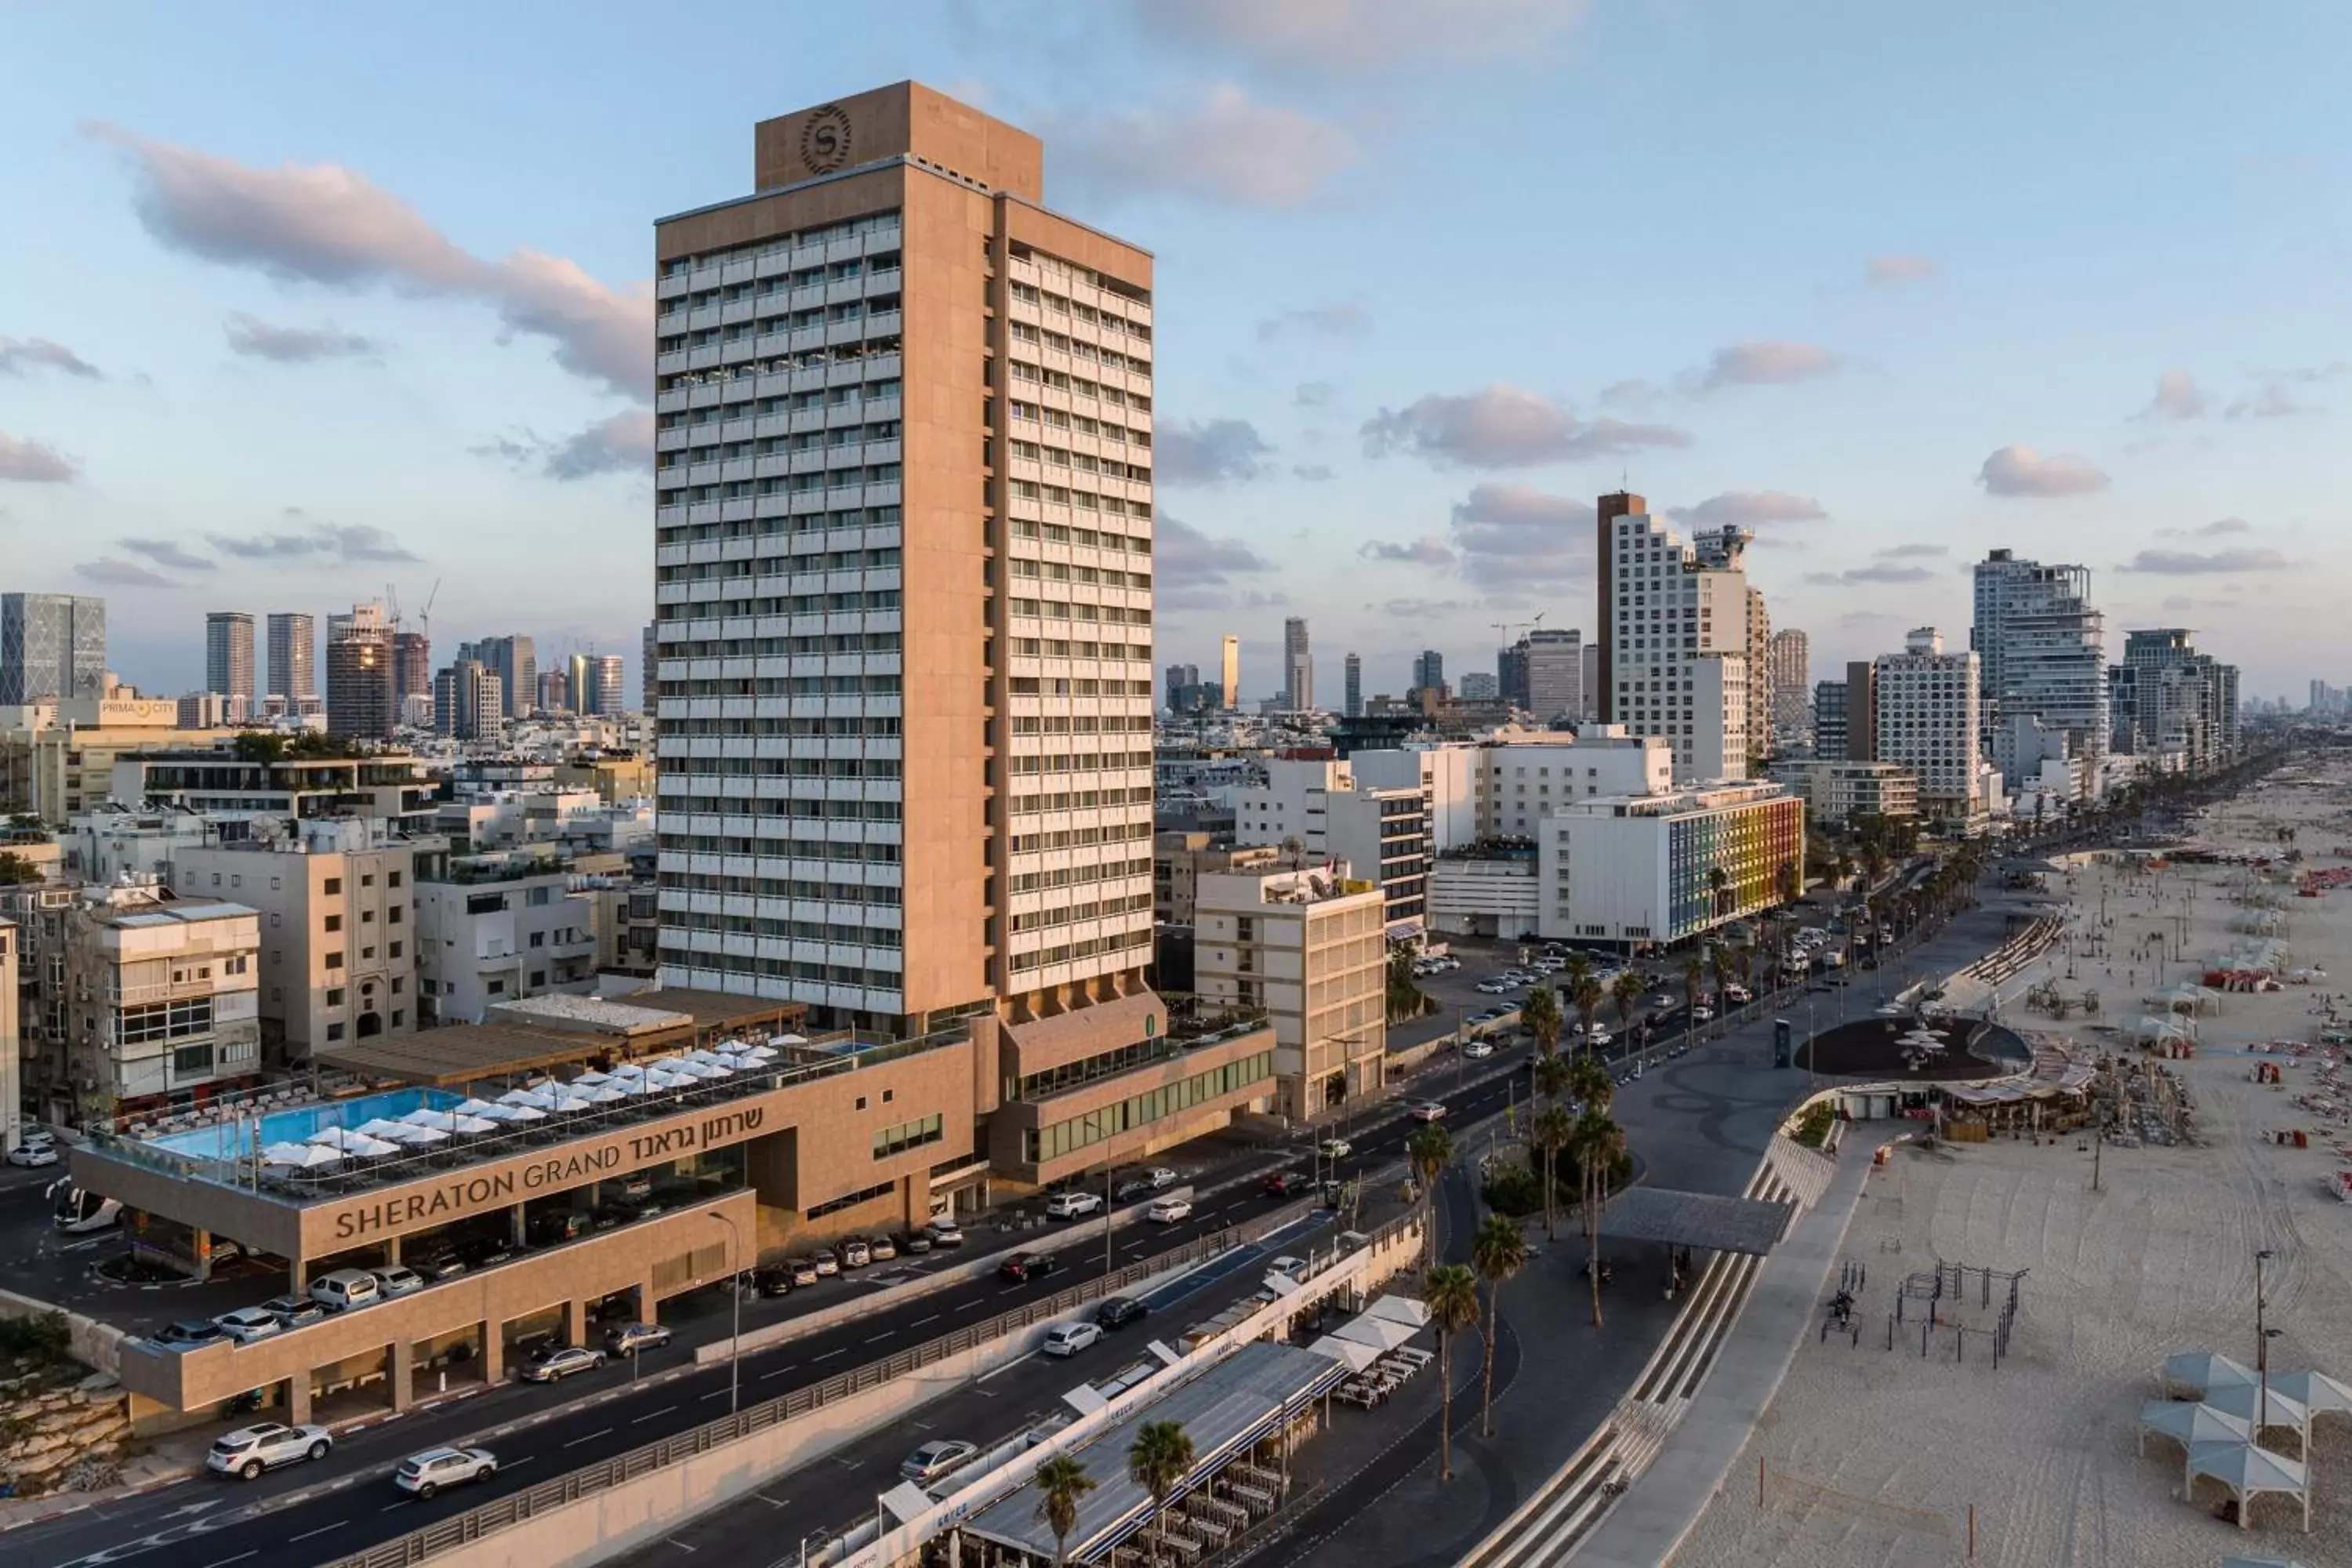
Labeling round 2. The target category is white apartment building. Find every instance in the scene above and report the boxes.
[1871,627,1984,822]
[1764,759,1920,827]
[1348,745,1477,854]
[1191,863,1385,1119]
[1536,780,1805,948]
[416,853,600,1025]
[1425,852,1541,940]
[1523,628,1586,724]
[1596,495,1761,782]
[61,885,261,1115]
[1233,757,1428,930]
[1473,727,1675,838]
[1972,550,2108,782]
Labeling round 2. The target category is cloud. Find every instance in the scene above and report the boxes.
[1157,417,1276,485]
[1666,490,1827,528]
[546,410,656,481]
[1294,381,1335,408]
[1375,597,1469,619]
[1256,302,1370,343]
[1976,444,2110,499]
[1131,0,1593,68]
[74,557,175,588]
[1864,253,1940,286]
[2132,368,2206,421]
[0,336,102,378]
[1447,482,1593,589]
[1596,378,1657,408]
[1692,340,1842,393]
[2226,382,2313,419]
[1805,562,1936,586]
[1357,536,1458,567]
[1051,85,1356,208]
[2160,596,2195,612]
[223,311,380,363]
[1155,513,1275,611]
[1291,463,1334,482]
[86,123,652,399]
[207,517,420,564]
[119,537,216,572]
[2119,548,2295,575]
[1875,543,1948,558]
[1362,384,1688,469]
[0,433,78,483]
[2190,517,2251,535]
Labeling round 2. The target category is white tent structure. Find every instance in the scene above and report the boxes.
[2185,1438,2310,1531]
[1329,1316,1417,1354]
[2163,1352,2259,1399]
[1304,1335,1381,1372]
[2137,1399,2251,1457]
[2203,1382,2310,1446]
[2268,1370,2352,1425]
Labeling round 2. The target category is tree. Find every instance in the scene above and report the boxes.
[1035,1454,1098,1568]
[1127,1420,1195,1566]
[1610,968,1645,1040]
[0,851,39,885]
[1706,864,1731,917]
[1775,858,1801,908]
[230,731,287,764]
[1572,1107,1627,1327]
[1386,948,1428,1025]
[1570,973,1603,1049]
[1680,953,1705,1054]
[1469,1213,1527,1439]
[1531,1050,1571,1107]
[1408,1123,1455,1257]
[1520,984,1562,1058]
[1529,1103,1573,1241]
[1563,951,1594,1003]
[1566,1052,1614,1116]
[1424,1262,1481,1481]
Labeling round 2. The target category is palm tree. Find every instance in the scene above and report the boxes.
[1610,968,1645,1042]
[1531,1049,1571,1107]
[1566,1051,1613,1116]
[1706,864,1731,919]
[1520,983,1562,1058]
[1529,1102,1573,1241]
[1709,942,1734,1011]
[1680,953,1705,1054]
[1408,1123,1454,1257]
[1469,1213,1527,1438]
[1127,1420,1195,1566]
[1424,1262,1481,1481]
[1563,951,1594,1004]
[1570,973,1604,1051]
[1035,1454,1098,1568]
[1572,1106,1627,1327]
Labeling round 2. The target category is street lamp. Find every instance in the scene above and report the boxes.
[2255,1247,2275,1428]
[707,1208,742,1414]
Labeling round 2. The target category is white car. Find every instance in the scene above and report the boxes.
[901,1438,980,1483]
[1408,1102,1448,1123]
[1475,980,1513,996]
[1041,1321,1103,1357]
[213,1306,286,1345]
[1044,1190,1103,1219]
[1581,1028,1610,1047]
[207,1421,332,1480]
[6,1143,58,1167]
[394,1446,497,1497]
[1319,1138,1353,1159]
[1144,1196,1193,1223]
[1461,1040,1495,1060]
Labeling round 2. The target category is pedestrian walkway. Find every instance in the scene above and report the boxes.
[1570,1142,1876,1568]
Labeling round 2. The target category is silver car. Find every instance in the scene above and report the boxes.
[207,1421,332,1480]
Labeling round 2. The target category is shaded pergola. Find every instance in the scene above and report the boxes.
[2186,1439,2310,1533]
[1595,1188,1795,1255]
[2139,1399,2251,1460]
[2162,1351,2259,1400]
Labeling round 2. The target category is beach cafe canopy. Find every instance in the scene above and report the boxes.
[2185,1439,2310,1532]
[2165,1352,2259,1399]
[2138,1399,2251,1457]
[1330,1316,1417,1353]
[1363,1294,1430,1330]
[1305,1334,1381,1372]
[1595,1187,1795,1255]
[2269,1370,2352,1422]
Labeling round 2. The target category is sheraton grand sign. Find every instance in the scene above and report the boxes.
[322,1105,768,1243]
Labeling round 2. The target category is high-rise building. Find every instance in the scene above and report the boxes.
[390,630,431,715]
[324,601,394,740]
[1220,634,1240,710]
[266,612,316,702]
[653,82,1158,1037]
[1971,550,2108,781]
[1843,660,1878,761]
[538,670,573,713]
[432,659,503,741]
[1164,662,1199,710]
[1767,629,1811,748]
[641,623,658,713]
[569,652,625,716]
[1813,680,1849,759]
[1283,617,1313,711]
[1458,670,1498,701]
[204,612,256,716]
[1592,489,1643,721]
[1411,648,1444,695]
[0,593,106,705]
[2120,629,2240,772]
[466,635,536,719]
[1871,626,1983,821]
[1745,586,1773,770]
[1342,652,1363,717]
[1523,628,1584,724]
[1595,495,1760,780]
[1496,640,1530,707]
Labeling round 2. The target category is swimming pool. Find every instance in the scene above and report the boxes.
[145,1087,466,1161]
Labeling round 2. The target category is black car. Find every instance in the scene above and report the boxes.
[1113,1178,1152,1202]
[752,1265,796,1297]
[1095,1295,1149,1330]
[456,1235,517,1269]
[407,1249,468,1283]
[154,1319,227,1347]
[998,1251,1058,1283]
[1261,1171,1310,1198]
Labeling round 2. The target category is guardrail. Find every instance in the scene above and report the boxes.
[322,1199,1327,1568]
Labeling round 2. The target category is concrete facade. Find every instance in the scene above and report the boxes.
[1192,865,1386,1119]
[1537,781,1805,947]
[1871,626,1983,822]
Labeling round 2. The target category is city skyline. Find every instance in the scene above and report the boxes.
[2,3,2348,702]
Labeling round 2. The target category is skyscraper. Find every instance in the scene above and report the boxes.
[1410,648,1444,695]
[569,652,624,716]
[390,630,431,713]
[432,659,503,741]
[1745,586,1772,770]
[2120,629,2239,771]
[0,593,106,705]
[1283,617,1312,711]
[325,601,394,740]
[1523,628,1584,725]
[641,622,658,714]
[1767,629,1811,748]
[1496,640,1530,707]
[1343,652,1362,718]
[1595,495,1759,780]
[1971,550,2108,779]
[1220,634,1240,710]
[466,635,535,720]
[267,612,316,702]
[538,670,572,714]
[204,611,256,716]
[1872,627,1982,820]
[653,82,1156,1036]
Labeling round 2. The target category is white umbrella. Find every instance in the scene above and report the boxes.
[383,1123,449,1145]
[676,1058,731,1080]
[451,1097,502,1116]
[498,1088,552,1108]
[579,1083,630,1104]
[684,1050,726,1065]
[341,1133,401,1158]
[476,1102,546,1123]
[608,1075,655,1096]
[262,1141,343,1169]
[769,1033,807,1047]
[643,1056,686,1073]
[544,1089,598,1113]
[353,1118,413,1140]
[448,1113,499,1134]
[739,1044,779,1061]
[569,1070,612,1087]
[307,1127,369,1150]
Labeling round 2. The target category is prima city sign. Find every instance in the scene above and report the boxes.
[329,1106,767,1241]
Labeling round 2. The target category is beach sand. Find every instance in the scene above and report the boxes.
[1668,771,2352,1568]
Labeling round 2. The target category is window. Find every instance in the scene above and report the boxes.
[119,996,214,1044]
[807,1178,895,1220]
[324,914,343,933]
[391,1009,405,1026]
[529,971,546,988]
[390,977,404,994]
[172,1042,214,1075]
[325,951,344,970]
[529,931,545,949]
[487,978,506,995]
[325,1022,345,1042]
[326,988,345,1007]
[361,873,374,887]
[388,870,403,888]
[390,941,403,959]
[323,878,342,895]
[872,1112,944,1160]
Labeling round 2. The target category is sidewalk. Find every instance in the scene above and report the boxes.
[1570,1142,1875,1568]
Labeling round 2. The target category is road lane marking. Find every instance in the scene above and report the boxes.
[813,1346,846,1359]
[754,1492,789,1508]
[665,1537,699,1552]
[288,1523,347,1544]
[380,1500,413,1512]
[759,1365,794,1381]
[632,1405,679,1423]
[863,1331,894,1344]
[910,1314,939,1327]
[199,1554,257,1568]
[564,1428,615,1448]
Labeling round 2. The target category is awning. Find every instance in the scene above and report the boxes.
[1305,1335,1381,1371]
[1330,1316,1417,1352]
[1595,1187,1795,1255]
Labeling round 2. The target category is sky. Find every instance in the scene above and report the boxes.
[2,0,2347,705]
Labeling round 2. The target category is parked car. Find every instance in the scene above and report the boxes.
[1691,1004,1715,1022]
[371,1265,425,1298]
[783,1256,822,1287]
[896,1229,935,1255]
[1723,984,1752,1004]
[1268,1255,1310,1282]
[924,1218,965,1247]
[1114,1177,1155,1202]
[213,1306,285,1345]
[154,1318,227,1348]
[810,1248,840,1276]
[752,1266,796,1297]
[1094,1295,1149,1330]
[6,1143,58,1167]
[1144,1196,1192,1223]
[262,1294,326,1330]
[1582,1028,1610,1047]
[1475,980,1513,996]
[527,1210,590,1247]
[1141,1167,1178,1189]
[207,1422,332,1480]
[866,1233,897,1262]
[604,1322,673,1357]
[1044,1190,1102,1219]
[406,1248,468,1283]
[840,1238,872,1269]
[1042,1321,1103,1357]
[394,1446,498,1498]
[998,1251,1058,1283]
[1408,1101,1449,1123]
[899,1439,979,1484]
[456,1235,516,1269]
[519,1343,604,1383]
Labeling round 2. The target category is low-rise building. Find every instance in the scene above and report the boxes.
[111,746,436,833]
[1192,863,1387,1118]
[1152,833,1280,925]
[1425,842,1541,940]
[1469,726,1673,838]
[1537,780,1805,949]
[413,849,601,1025]
[1765,760,1920,828]
[1234,757,1428,933]
[0,717,241,826]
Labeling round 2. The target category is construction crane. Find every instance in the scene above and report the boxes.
[1491,609,1546,647]
[416,577,441,644]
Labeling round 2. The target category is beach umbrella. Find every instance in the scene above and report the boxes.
[353,1118,413,1140]
[498,1088,551,1108]
[642,1055,686,1073]
[579,1083,629,1104]
[307,1126,370,1150]
[569,1070,612,1087]
[645,1069,696,1091]
[769,1033,807,1047]
[738,1044,779,1061]
[677,1058,731,1080]
[383,1123,448,1145]
[2163,1352,2259,1397]
[684,1050,727,1065]
[262,1141,343,1169]
[341,1133,401,1158]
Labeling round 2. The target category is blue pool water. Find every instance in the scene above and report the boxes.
[145,1087,466,1161]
